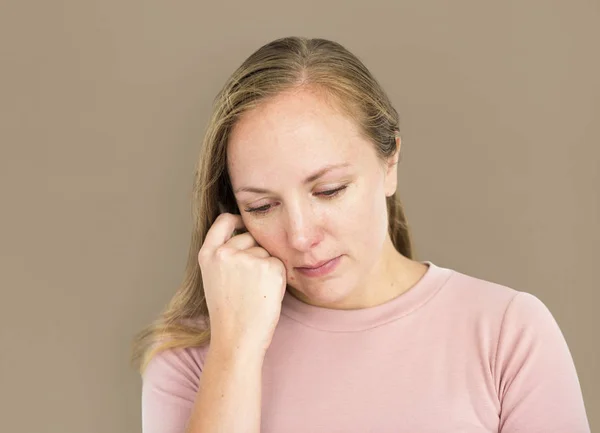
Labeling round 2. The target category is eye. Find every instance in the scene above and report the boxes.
[244,185,348,215]
[317,185,347,198]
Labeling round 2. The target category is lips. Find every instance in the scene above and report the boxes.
[296,257,337,269]
[295,255,342,277]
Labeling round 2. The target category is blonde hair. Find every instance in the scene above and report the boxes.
[131,36,414,374]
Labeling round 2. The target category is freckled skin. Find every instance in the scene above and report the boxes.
[227,88,427,309]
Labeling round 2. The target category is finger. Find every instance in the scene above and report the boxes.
[243,246,271,259]
[226,231,260,251]
[266,257,288,297]
[201,213,246,257]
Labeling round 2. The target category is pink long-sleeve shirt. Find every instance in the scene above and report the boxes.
[141,261,590,432]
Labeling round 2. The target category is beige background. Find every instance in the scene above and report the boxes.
[1,1,598,432]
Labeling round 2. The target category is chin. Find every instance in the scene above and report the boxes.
[292,279,354,307]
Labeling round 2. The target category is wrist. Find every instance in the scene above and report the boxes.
[209,335,267,364]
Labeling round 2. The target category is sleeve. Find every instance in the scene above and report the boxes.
[494,292,590,433]
[141,347,204,433]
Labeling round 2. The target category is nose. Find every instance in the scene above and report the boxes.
[286,201,323,252]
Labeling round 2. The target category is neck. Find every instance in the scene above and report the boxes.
[354,236,428,309]
[288,236,429,310]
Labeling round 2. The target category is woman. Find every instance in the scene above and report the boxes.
[132,36,590,432]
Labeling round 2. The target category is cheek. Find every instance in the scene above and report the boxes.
[338,185,388,248]
[335,186,377,229]
[245,222,285,255]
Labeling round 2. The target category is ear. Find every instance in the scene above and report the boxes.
[384,135,401,197]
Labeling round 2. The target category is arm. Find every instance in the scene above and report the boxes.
[185,342,264,433]
[495,292,590,433]
[141,342,264,433]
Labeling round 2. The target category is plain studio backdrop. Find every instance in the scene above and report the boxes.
[0,1,598,432]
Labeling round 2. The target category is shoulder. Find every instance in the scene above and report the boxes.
[436,266,523,320]
[140,344,210,433]
[439,265,571,370]
[442,267,556,327]
[433,265,562,356]
[142,343,210,394]
[142,316,211,381]
[494,290,567,363]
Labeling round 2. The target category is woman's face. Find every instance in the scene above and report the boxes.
[227,88,400,308]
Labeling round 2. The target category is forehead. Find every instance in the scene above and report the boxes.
[227,89,373,186]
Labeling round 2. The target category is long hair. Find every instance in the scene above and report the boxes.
[131,36,414,375]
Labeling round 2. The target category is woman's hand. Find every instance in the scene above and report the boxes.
[198,212,287,355]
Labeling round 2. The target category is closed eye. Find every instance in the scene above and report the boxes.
[244,185,348,215]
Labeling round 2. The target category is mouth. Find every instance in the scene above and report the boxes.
[294,255,343,277]
[295,256,338,269]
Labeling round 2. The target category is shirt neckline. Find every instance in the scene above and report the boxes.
[280,261,453,332]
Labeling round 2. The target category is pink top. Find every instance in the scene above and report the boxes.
[141,262,590,432]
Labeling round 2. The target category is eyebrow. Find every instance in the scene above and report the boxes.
[234,162,352,194]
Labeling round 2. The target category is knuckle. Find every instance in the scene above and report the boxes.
[197,248,209,263]
[214,246,232,261]
[213,212,230,225]
[218,212,237,222]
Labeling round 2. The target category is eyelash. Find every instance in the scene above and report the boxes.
[244,185,348,215]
